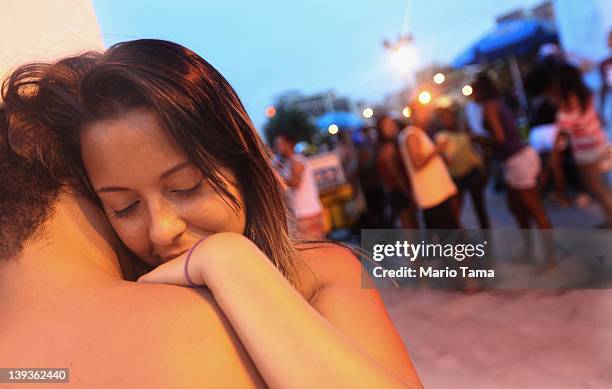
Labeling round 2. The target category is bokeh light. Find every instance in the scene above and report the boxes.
[418,91,432,104]
[461,85,473,96]
[265,105,276,118]
[402,107,412,118]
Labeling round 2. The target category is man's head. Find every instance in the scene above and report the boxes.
[471,73,500,103]
[0,53,99,261]
[409,101,434,131]
[0,106,62,260]
[436,106,458,132]
[273,133,296,158]
[376,114,400,142]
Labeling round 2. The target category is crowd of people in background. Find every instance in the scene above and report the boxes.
[274,36,612,238]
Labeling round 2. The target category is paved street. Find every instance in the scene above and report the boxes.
[381,288,612,388]
[377,189,612,388]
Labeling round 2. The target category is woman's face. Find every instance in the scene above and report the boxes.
[411,106,432,129]
[380,117,399,140]
[80,108,246,266]
[437,109,457,131]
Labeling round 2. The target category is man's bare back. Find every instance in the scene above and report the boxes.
[0,195,265,388]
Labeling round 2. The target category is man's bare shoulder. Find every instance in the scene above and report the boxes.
[93,281,265,388]
[111,280,222,322]
[2,281,264,388]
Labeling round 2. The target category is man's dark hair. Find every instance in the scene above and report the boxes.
[275,132,298,146]
[0,53,99,261]
[472,73,501,103]
[0,106,62,260]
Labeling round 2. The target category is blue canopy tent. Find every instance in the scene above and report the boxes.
[452,18,558,114]
[452,19,558,68]
[316,111,364,131]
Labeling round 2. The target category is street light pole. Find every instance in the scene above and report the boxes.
[382,34,413,51]
[383,33,415,109]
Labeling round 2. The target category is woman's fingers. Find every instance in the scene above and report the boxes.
[137,254,190,286]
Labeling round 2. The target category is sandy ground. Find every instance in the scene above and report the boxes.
[377,189,612,388]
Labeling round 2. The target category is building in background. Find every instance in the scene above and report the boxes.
[554,0,612,91]
[496,1,555,23]
[532,1,556,20]
[275,90,357,121]
[0,0,103,86]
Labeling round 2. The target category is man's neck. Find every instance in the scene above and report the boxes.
[0,194,124,302]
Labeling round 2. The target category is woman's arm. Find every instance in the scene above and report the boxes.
[482,101,506,144]
[284,157,304,189]
[380,144,411,196]
[548,130,567,181]
[139,233,423,389]
[406,131,445,170]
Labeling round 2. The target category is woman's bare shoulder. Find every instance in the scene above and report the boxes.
[296,242,364,288]
[295,243,422,387]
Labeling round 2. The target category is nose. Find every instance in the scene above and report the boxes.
[147,197,186,250]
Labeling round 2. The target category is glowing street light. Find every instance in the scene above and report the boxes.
[418,91,432,105]
[402,107,412,118]
[461,85,473,97]
[433,72,445,84]
[362,107,374,119]
[390,45,417,75]
[265,105,276,118]
[328,124,339,135]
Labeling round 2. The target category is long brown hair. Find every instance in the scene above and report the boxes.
[3,40,305,290]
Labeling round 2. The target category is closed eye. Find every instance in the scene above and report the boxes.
[172,178,204,196]
[111,201,140,220]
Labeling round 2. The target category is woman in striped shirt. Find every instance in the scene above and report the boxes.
[548,64,612,227]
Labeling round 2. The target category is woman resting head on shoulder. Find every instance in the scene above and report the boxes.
[3,39,423,388]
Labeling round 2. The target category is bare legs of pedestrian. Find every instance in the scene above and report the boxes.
[577,163,612,227]
[507,188,555,268]
[466,169,491,229]
[507,188,552,229]
[399,205,419,229]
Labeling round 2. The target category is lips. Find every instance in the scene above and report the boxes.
[154,234,213,263]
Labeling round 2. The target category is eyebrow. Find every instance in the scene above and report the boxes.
[96,161,193,193]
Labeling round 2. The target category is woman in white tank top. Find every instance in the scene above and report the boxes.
[399,126,457,209]
[398,104,460,229]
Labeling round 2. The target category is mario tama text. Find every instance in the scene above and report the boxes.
[370,240,494,280]
[372,265,494,279]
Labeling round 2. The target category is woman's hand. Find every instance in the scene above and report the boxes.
[137,232,255,287]
[137,248,204,286]
[435,133,449,152]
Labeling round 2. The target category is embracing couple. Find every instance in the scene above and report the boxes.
[0,40,422,388]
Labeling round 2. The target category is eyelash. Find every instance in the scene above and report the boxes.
[111,202,138,220]
[110,179,204,220]
[171,178,204,197]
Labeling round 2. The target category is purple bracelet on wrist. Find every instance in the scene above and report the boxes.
[184,237,207,287]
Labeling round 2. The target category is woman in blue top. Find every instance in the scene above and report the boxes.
[472,73,552,230]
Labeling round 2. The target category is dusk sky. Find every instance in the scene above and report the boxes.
[93,0,544,130]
